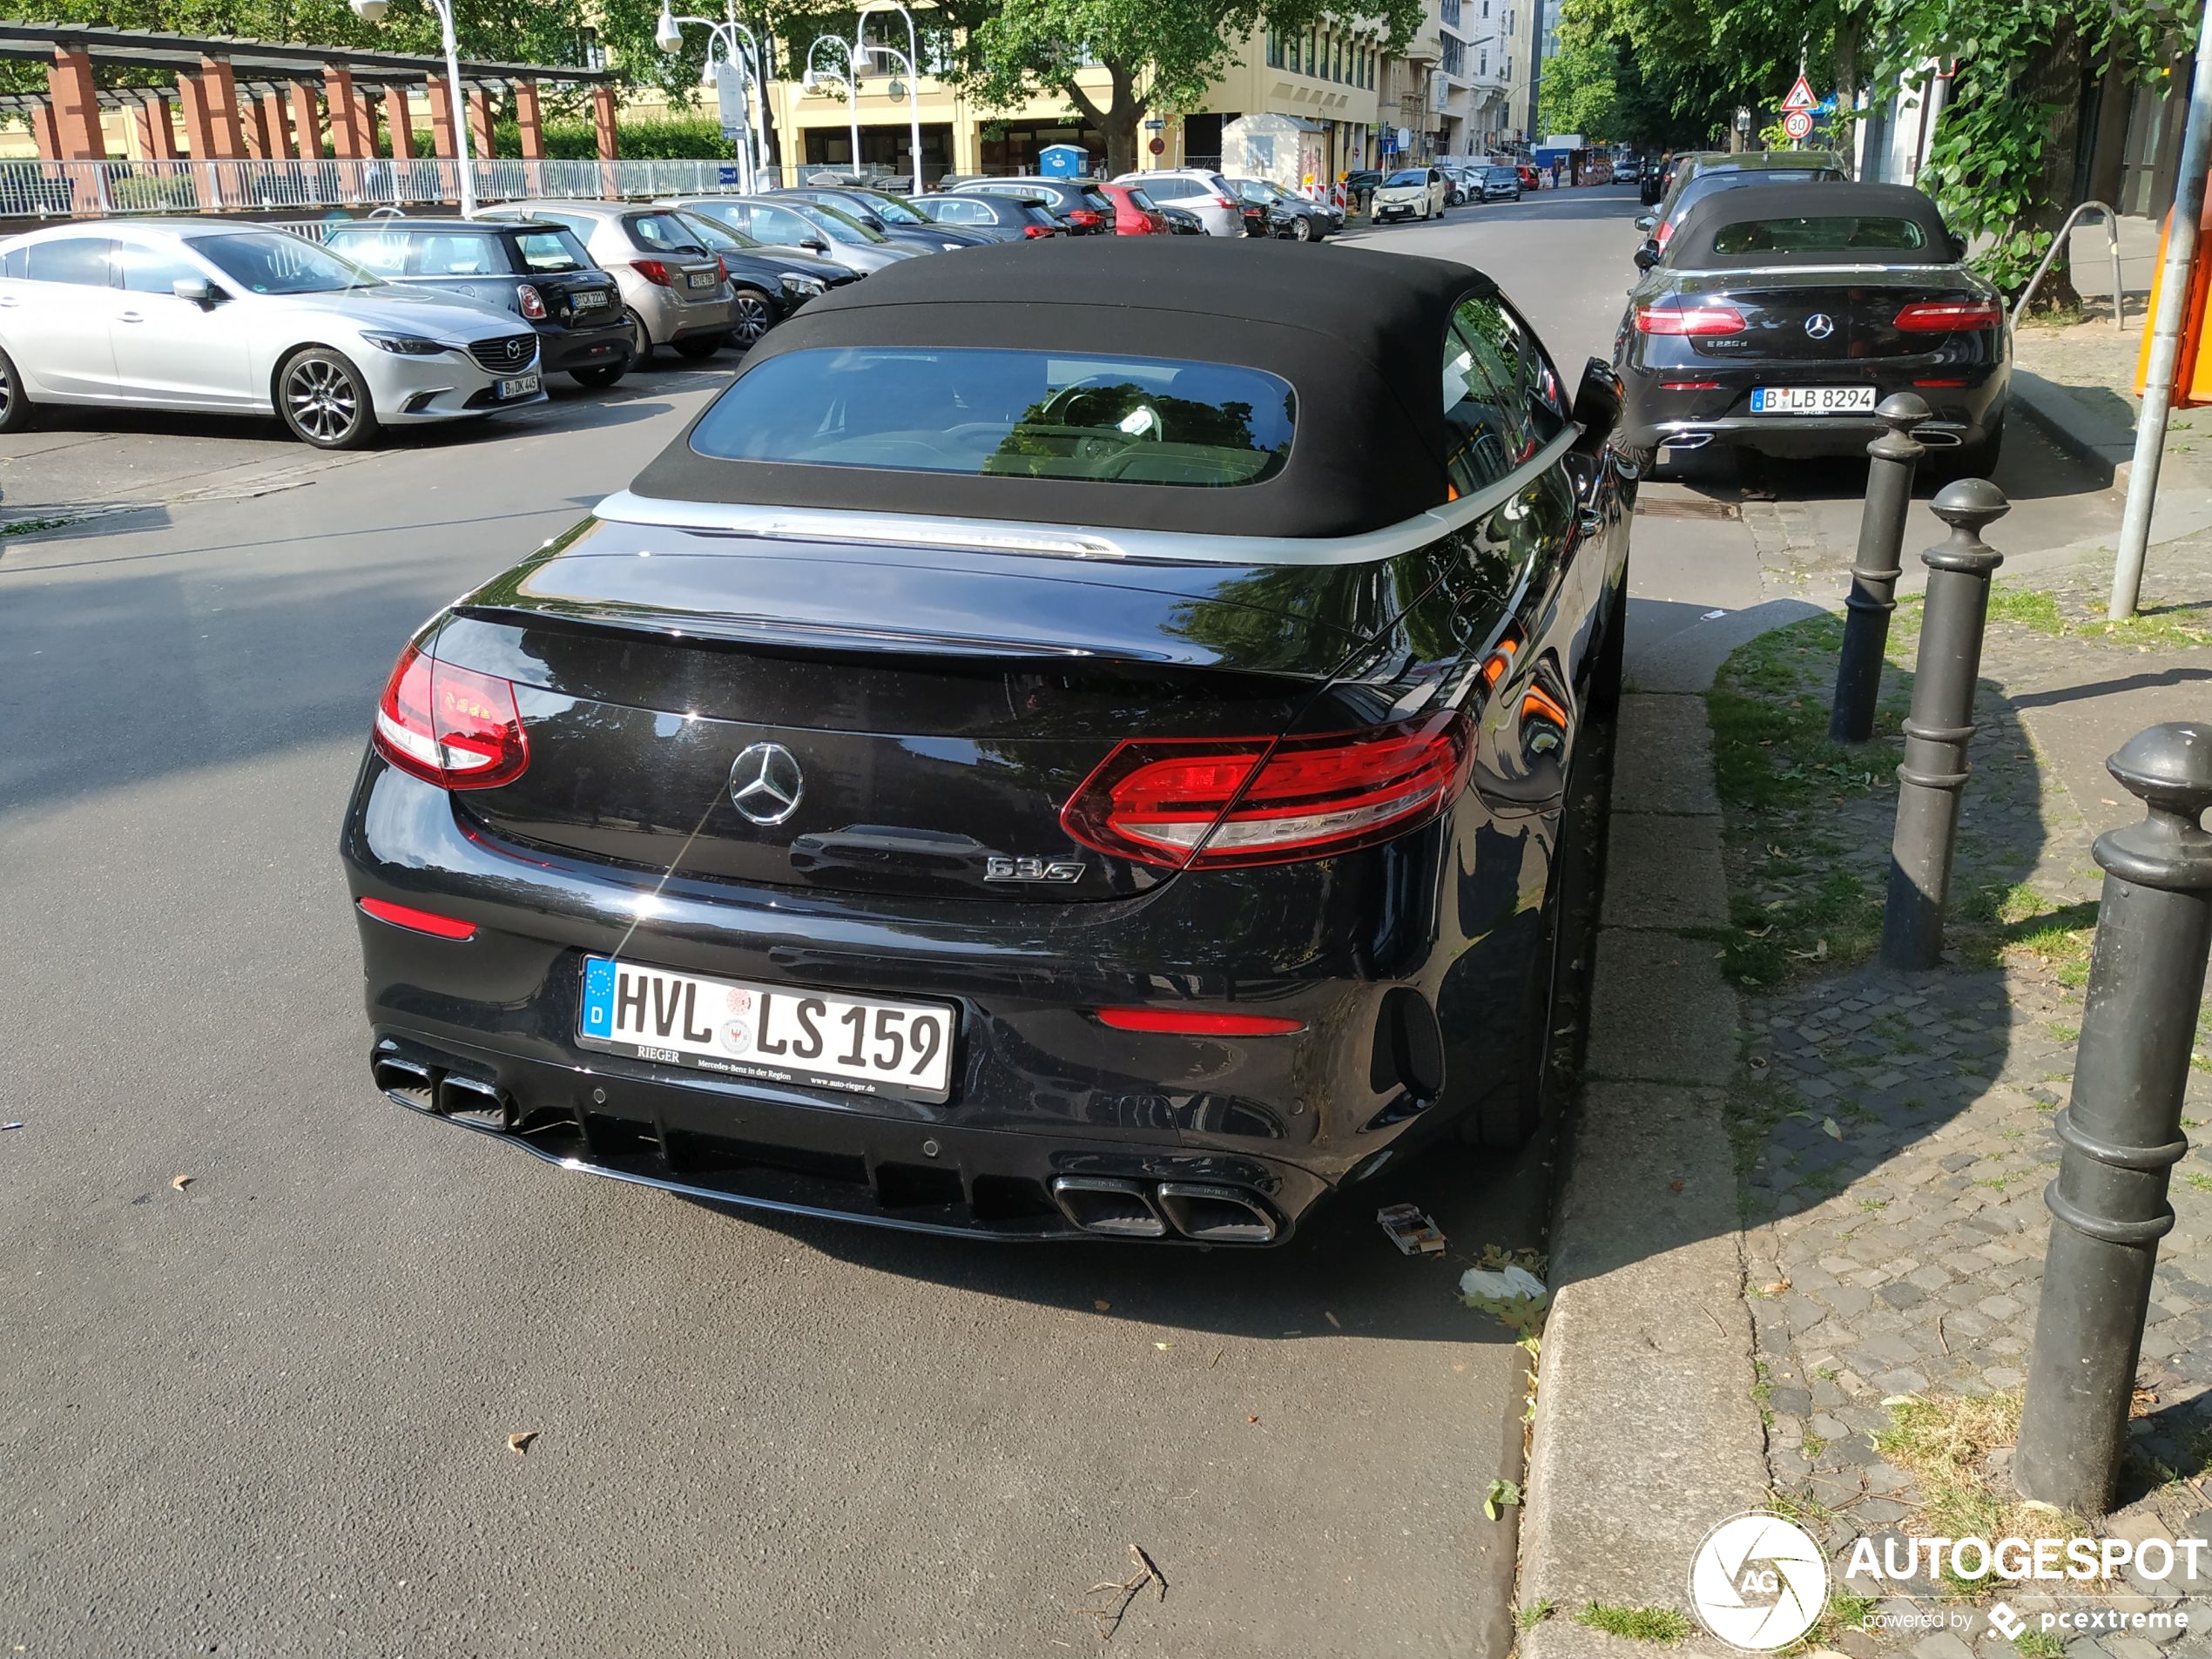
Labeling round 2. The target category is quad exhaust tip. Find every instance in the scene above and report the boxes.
[370,1052,511,1130]
[1051,1176,1278,1244]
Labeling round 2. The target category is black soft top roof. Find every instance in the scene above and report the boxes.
[628,237,1504,538]
[1668,181,1958,268]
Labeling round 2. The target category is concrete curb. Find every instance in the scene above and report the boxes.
[2013,367,2135,490]
[1521,606,1820,1658]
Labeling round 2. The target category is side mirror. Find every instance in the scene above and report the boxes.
[1572,354,1623,443]
[803,237,829,253]
[1634,213,1656,232]
[172,276,216,307]
[1633,241,1661,271]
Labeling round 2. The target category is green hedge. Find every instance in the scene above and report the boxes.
[361,117,735,160]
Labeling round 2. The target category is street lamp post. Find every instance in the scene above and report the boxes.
[655,3,772,191]
[854,1,924,191]
[804,37,861,179]
[349,0,475,217]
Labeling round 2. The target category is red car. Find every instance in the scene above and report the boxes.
[1516,163,1541,192]
[1098,181,1170,235]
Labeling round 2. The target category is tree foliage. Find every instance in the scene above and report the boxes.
[1552,0,2191,297]
[950,0,1425,179]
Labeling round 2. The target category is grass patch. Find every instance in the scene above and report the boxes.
[2013,1633,2067,1659]
[1872,1389,2094,1574]
[1986,584,2067,635]
[1574,1602,1691,1643]
[1517,1599,1555,1632]
[2182,1171,2212,1196]
[1955,881,2100,987]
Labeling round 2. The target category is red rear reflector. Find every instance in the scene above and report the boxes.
[1061,711,1473,871]
[357,896,476,940]
[1095,1008,1305,1035]
[1894,300,2001,331]
[1661,380,1722,390]
[632,259,672,287]
[373,644,530,791]
[1635,304,1745,336]
[1913,378,1968,387]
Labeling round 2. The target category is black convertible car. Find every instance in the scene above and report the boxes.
[341,239,1635,1245]
[1615,182,2007,474]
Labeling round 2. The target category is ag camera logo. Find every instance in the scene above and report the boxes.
[1689,1511,1830,1650]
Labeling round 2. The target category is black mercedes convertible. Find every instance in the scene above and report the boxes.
[1615,181,2009,476]
[340,238,1636,1245]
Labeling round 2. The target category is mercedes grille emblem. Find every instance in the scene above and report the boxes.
[728,741,804,826]
[1804,313,1835,340]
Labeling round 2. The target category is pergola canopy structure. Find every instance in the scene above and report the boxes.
[7,21,621,165]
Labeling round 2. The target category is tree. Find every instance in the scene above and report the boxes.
[953,0,1424,180]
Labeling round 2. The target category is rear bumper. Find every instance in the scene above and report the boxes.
[1622,368,2008,457]
[538,323,632,374]
[340,757,1544,1244]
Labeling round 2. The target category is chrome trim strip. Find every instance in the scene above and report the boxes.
[1669,262,1972,278]
[591,426,1585,568]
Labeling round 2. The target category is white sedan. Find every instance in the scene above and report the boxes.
[1371,167,1451,223]
[0,219,547,449]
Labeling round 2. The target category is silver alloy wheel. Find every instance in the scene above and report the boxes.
[732,290,773,345]
[285,356,358,444]
[0,356,11,420]
[1291,215,1314,242]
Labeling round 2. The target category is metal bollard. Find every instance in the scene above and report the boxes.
[1830,394,1932,745]
[1879,480,2010,970]
[2015,723,2212,1514]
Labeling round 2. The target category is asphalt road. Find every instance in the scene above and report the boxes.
[0,209,1662,1659]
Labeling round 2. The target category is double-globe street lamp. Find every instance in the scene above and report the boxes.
[802,37,862,179]
[348,0,476,217]
[654,3,773,192]
[853,1,923,192]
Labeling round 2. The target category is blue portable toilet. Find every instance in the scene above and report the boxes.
[1037,143,1088,179]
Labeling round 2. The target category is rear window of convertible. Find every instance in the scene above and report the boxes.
[1710,215,1929,255]
[688,347,1296,488]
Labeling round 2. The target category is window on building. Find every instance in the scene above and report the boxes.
[1480,51,1488,77]
[576,25,603,69]
[1266,30,1279,67]
[1332,36,1343,81]
[1305,30,1316,75]
[1440,35,1464,77]
[1441,0,1462,24]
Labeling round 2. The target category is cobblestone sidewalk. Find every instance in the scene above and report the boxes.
[1712,541,2212,1659]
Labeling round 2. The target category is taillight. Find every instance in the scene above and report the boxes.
[1094,1008,1305,1035]
[1635,303,1746,336]
[1655,219,1674,246]
[1068,210,1102,228]
[1060,712,1472,871]
[1023,223,1052,238]
[632,259,672,287]
[373,643,529,790]
[1894,300,2002,332]
[516,284,547,320]
[1211,195,1235,208]
[714,255,729,282]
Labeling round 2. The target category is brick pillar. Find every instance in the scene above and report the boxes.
[356,88,379,158]
[47,46,105,159]
[323,67,366,158]
[427,76,459,158]
[261,91,293,159]
[242,96,273,159]
[465,87,494,159]
[199,57,243,157]
[592,84,619,160]
[177,71,219,159]
[134,96,179,161]
[30,99,60,161]
[514,78,545,159]
[384,85,415,158]
[289,83,322,159]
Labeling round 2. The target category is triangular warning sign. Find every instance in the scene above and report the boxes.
[1782,74,1817,111]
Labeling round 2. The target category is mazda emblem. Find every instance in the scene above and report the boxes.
[1804,313,1835,340]
[728,741,804,826]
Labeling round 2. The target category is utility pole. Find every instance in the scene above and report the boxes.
[2111,0,2212,620]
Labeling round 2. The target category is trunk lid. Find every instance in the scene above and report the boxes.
[431,520,1385,904]
[1673,267,1998,363]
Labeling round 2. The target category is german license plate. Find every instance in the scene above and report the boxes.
[1751,385,1876,415]
[496,372,540,400]
[686,272,716,289]
[572,289,609,309]
[578,955,956,1103]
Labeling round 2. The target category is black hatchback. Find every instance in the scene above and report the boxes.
[340,239,1635,1247]
[322,218,632,388]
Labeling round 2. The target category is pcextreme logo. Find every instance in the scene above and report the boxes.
[1688,1511,1831,1651]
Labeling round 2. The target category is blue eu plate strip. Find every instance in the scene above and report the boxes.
[581,956,617,1039]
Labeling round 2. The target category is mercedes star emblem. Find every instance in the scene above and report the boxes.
[728,741,804,826]
[1804,313,1835,340]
